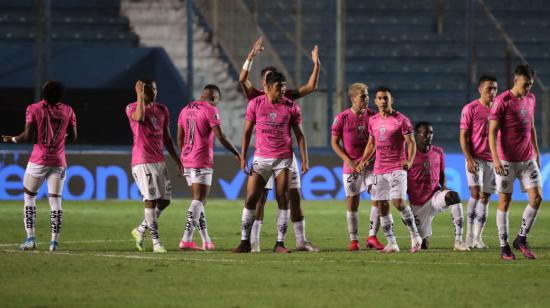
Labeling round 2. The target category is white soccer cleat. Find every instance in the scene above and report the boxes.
[381,243,400,253]
[472,239,489,249]
[153,244,167,253]
[296,241,320,252]
[453,240,470,251]
[465,233,474,248]
[410,235,423,253]
[250,241,261,253]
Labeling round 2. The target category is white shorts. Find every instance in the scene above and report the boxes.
[411,190,451,239]
[252,156,292,184]
[184,168,213,186]
[495,159,542,194]
[371,170,407,201]
[132,162,172,201]
[465,158,496,194]
[24,162,66,195]
[343,169,374,197]
[264,154,301,190]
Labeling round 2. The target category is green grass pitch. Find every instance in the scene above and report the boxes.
[1,199,550,307]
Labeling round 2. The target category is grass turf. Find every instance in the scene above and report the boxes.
[1,199,550,307]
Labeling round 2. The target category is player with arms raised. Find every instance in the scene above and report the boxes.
[2,81,76,251]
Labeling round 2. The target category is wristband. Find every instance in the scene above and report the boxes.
[243,59,253,71]
[12,137,17,143]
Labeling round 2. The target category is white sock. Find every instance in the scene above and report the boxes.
[473,201,489,241]
[144,208,160,246]
[380,214,396,245]
[137,207,163,234]
[466,197,478,238]
[496,209,509,247]
[23,193,37,238]
[251,220,263,245]
[369,206,380,237]
[399,206,419,238]
[293,219,307,246]
[49,197,63,242]
[518,205,538,237]
[240,208,256,240]
[182,200,202,242]
[197,206,212,244]
[346,211,359,241]
[450,203,464,241]
[276,209,290,242]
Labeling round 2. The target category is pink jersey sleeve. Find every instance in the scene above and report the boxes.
[331,114,343,137]
[208,106,222,127]
[401,115,413,135]
[489,98,505,121]
[162,105,170,129]
[126,103,136,121]
[459,104,472,131]
[290,103,302,126]
[25,105,34,123]
[245,100,257,122]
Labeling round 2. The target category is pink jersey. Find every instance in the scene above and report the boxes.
[368,111,413,175]
[489,90,536,162]
[245,95,302,159]
[26,101,76,167]
[331,108,376,174]
[177,101,221,168]
[460,99,492,161]
[407,146,445,205]
[247,87,296,101]
[126,102,170,166]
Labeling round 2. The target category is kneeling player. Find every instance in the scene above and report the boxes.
[407,122,469,251]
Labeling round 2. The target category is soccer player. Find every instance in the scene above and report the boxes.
[232,71,309,253]
[331,82,384,251]
[239,37,320,252]
[488,64,542,260]
[177,85,241,250]
[408,121,469,251]
[356,87,422,253]
[2,81,76,251]
[127,78,182,253]
[459,75,498,249]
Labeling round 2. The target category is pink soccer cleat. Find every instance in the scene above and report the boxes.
[202,242,216,251]
[348,240,360,251]
[366,236,384,250]
[179,241,203,251]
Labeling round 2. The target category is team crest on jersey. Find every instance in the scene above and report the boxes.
[378,127,387,141]
[150,116,159,130]
[269,112,277,122]
[520,108,529,124]
[357,125,366,132]
[422,161,430,175]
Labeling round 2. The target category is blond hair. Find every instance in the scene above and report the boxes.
[348,82,368,98]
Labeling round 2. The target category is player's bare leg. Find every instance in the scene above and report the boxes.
[512,187,542,259]
[250,189,267,252]
[273,170,291,253]
[392,199,422,253]
[180,184,211,250]
[346,194,360,251]
[290,188,319,252]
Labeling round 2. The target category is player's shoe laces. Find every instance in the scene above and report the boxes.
[250,241,261,253]
[500,244,516,260]
[512,236,536,260]
[131,228,144,252]
[295,241,320,252]
[202,242,215,251]
[381,243,400,253]
[232,240,251,253]
[49,241,58,252]
[178,241,203,250]
[273,241,291,253]
[410,235,423,253]
[366,236,384,250]
[472,238,489,249]
[153,244,167,253]
[348,240,360,251]
[453,240,470,251]
[19,237,36,251]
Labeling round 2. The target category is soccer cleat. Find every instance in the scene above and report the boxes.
[178,241,203,251]
[348,240,360,251]
[273,241,291,253]
[465,233,474,248]
[472,239,489,249]
[500,244,516,260]
[49,241,58,252]
[153,244,167,253]
[410,235,423,253]
[250,241,261,253]
[295,241,320,252]
[381,243,400,253]
[453,240,470,251]
[512,236,536,260]
[202,242,216,251]
[232,240,251,253]
[131,228,145,252]
[19,237,36,251]
[366,236,384,250]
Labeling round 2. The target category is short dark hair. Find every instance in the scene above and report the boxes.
[415,121,432,132]
[266,71,286,85]
[138,77,155,87]
[203,84,221,99]
[374,86,392,95]
[478,75,497,86]
[514,64,535,79]
[261,66,277,78]
[42,80,64,103]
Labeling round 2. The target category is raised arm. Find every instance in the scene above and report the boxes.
[213,125,241,163]
[402,134,416,171]
[292,123,309,174]
[488,119,503,175]
[2,123,36,144]
[241,120,254,173]
[459,129,476,174]
[331,135,356,170]
[289,45,321,100]
[131,81,146,122]
[239,37,264,98]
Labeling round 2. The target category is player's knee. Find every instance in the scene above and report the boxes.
[480,193,490,204]
[530,193,542,208]
[445,191,460,205]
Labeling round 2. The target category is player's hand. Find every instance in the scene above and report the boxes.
[176,162,184,177]
[346,159,357,171]
[247,37,264,60]
[2,135,13,143]
[466,158,478,174]
[240,157,249,174]
[355,160,367,173]
[135,81,144,100]
[401,160,412,171]
[311,45,320,65]
[493,159,505,176]
[301,160,309,175]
